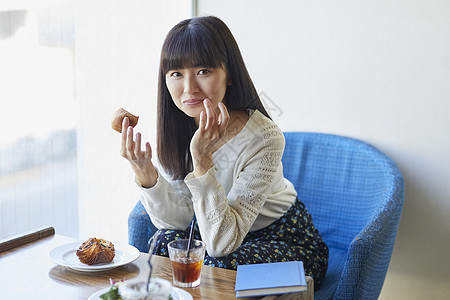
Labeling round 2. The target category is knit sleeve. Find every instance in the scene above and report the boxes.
[138,168,194,230]
[184,124,285,257]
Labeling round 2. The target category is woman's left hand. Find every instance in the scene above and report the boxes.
[190,99,229,177]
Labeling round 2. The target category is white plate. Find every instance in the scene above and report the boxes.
[49,242,140,272]
[88,286,193,300]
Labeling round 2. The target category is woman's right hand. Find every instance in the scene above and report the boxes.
[120,117,158,188]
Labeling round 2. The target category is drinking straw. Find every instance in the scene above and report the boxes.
[186,219,196,258]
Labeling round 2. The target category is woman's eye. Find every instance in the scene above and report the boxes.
[169,71,182,78]
[198,69,210,75]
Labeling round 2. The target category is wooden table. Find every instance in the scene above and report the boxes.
[0,233,313,299]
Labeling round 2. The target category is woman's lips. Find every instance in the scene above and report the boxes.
[182,98,204,107]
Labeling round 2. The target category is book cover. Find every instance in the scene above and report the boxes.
[235,261,307,297]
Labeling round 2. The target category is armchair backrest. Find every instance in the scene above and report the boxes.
[282,132,404,299]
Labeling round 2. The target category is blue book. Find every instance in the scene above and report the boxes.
[235,261,307,297]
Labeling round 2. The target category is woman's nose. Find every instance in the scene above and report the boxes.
[183,75,199,94]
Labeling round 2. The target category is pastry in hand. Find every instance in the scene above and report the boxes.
[111,108,139,133]
[76,237,115,265]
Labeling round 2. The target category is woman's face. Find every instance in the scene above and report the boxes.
[165,66,229,122]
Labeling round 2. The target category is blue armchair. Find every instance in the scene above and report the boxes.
[128,201,158,253]
[282,132,404,300]
[128,132,405,300]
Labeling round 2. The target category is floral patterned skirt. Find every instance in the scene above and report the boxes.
[148,198,328,289]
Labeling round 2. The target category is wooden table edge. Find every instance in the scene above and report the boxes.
[0,226,55,253]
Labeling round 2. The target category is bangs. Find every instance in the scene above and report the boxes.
[161,22,227,73]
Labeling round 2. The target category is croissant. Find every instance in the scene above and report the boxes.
[111,108,139,133]
[76,237,115,265]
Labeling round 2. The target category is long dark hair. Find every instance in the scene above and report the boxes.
[157,16,269,179]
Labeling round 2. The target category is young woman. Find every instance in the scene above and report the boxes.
[121,16,328,288]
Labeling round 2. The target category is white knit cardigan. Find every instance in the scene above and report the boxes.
[138,110,297,257]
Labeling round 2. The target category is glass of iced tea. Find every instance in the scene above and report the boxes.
[167,239,206,288]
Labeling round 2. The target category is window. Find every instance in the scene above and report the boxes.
[0,1,78,239]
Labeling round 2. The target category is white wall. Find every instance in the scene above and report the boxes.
[76,0,450,298]
[75,0,190,242]
[198,0,450,298]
